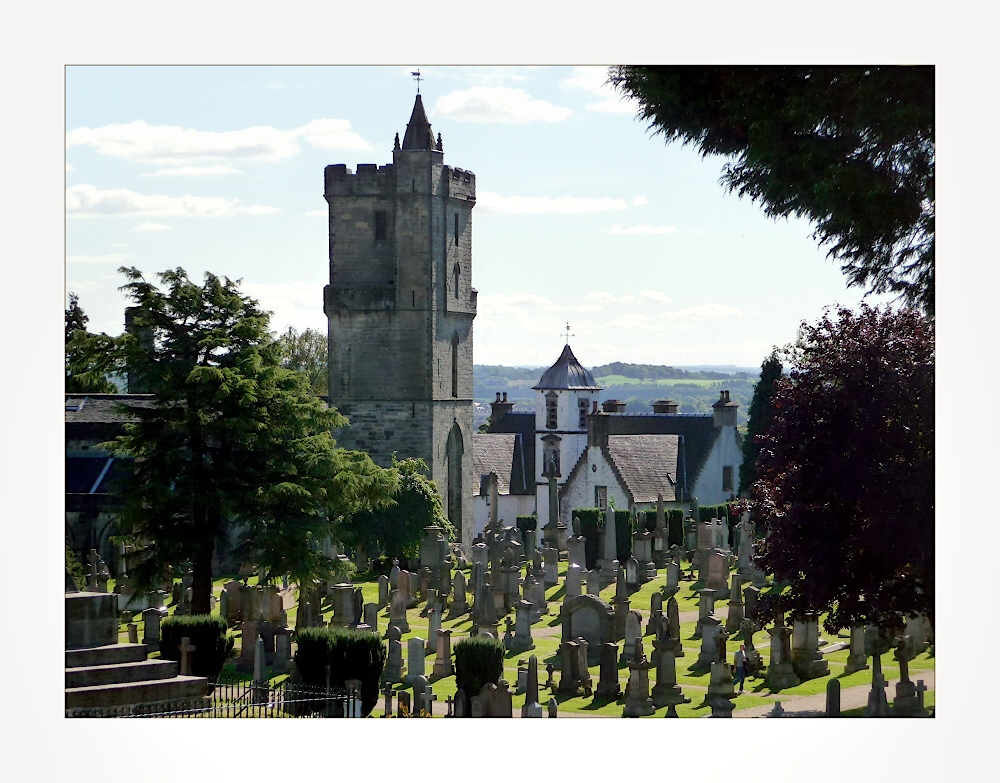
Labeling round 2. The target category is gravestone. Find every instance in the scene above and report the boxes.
[598,509,619,587]
[585,569,600,596]
[696,616,723,669]
[548,698,558,718]
[891,635,923,716]
[238,620,259,671]
[844,626,870,674]
[694,588,717,638]
[646,592,663,638]
[765,621,801,690]
[378,575,390,608]
[397,689,411,718]
[127,622,138,644]
[562,594,614,664]
[141,607,161,652]
[363,603,378,636]
[651,628,689,708]
[433,629,453,678]
[665,559,680,596]
[273,629,291,674]
[510,599,535,653]
[382,625,404,683]
[826,678,841,717]
[521,656,543,717]
[612,565,630,638]
[565,563,582,599]
[543,546,560,587]
[556,639,592,697]
[743,585,761,632]
[653,494,667,568]
[388,589,410,634]
[706,551,729,597]
[595,641,621,699]
[406,638,426,684]
[625,556,640,590]
[411,674,430,716]
[621,610,643,662]
[330,583,355,627]
[666,596,683,656]
[725,573,744,632]
[566,530,586,571]
[622,638,655,717]
[791,613,829,680]
[449,570,469,617]
[425,605,442,654]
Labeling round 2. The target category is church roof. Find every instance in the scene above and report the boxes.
[473,431,532,496]
[606,434,680,503]
[401,94,435,151]
[65,394,157,424]
[532,344,602,391]
[606,413,719,490]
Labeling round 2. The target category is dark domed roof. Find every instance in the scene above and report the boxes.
[533,344,602,391]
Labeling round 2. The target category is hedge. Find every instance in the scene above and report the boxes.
[454,636,505,698]
[612,508,634,564]
[573,508,603,570]
[294,626,386,716]
[160,614,234,682]
[515,515,537,548]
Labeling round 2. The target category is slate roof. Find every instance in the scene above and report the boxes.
[485,411,536,490]
[606,413,720,490]
[606,434,680,503]
[473,433,517,495]
[533,344,602,391]
[65,394,157,425]
[402,94,435,151]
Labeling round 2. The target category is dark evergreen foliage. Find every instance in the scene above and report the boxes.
[293,626,387,716]
[609,66,935,315]
[573,508,604,570]
[739,352,784,495]
[66,292,118,393]
[454,636,505,698]
[159,614,234,681]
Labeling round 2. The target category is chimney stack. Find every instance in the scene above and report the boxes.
[652,399,678,414]
[601,399,626,413]
[712,389,738,428]
[490,390,514,428]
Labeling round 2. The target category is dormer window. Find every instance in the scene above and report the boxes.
[545,391,558,429]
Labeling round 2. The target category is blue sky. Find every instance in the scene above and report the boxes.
[66,65,893,369]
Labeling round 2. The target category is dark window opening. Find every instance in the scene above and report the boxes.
[451,336,459,398]
[454,213,459,245]
[545,392,558,429]
[374,210,387,240]
[723,466,734,493]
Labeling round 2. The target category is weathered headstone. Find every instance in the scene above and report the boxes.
[449,569,469,617]
[388,589,410,634]
[695,588,717,638]
[140,607,161,651]
[273,628,291,674]
[622,638,655,717]
[585,569,600,596]
[765,620,801,690]
[598,510,619,587]
[363,602,378,636]
[510,599,535,653]
[646,592,663,638]
[844,625,870,674]
[378,574,390,608]
[725,573,744,632]
[565,563,582,599]
[382,625,404,684]
[791,613,829,680]
[432,629,453,678]
[706,550,729,597]
[595,641,621,699]
[406,637,426,684]
[621,610,643,662]
[179,636,196,677]
[826,678,841,717]
[651,628,688,708]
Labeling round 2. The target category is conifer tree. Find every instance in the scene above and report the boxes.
[738,351,783,495]
[66,292,117,393]
[82,267,398,613]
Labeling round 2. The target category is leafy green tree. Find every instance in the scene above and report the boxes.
[338,457,453,564]
[609,67,935,314]
[85,267,398,614]
[275,325,328,395]
[66,292,117,393]
[746,305,933,633]
[738,351,783,495]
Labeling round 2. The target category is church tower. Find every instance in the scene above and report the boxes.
[323,94,477,548]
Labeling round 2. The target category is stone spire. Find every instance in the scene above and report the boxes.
[401,94,435,151]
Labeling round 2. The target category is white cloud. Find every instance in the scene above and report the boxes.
[631,195,648,206]
[605,223,678,235]
[574,304,605,313]
[67,184,278,218]
[143,165,243,177]
[558,66,640,114]
[66,118,372,166]
[434,87,571,123]
[132,222,172,232]
[605,314,666,332]
[477,293,563,317]
[640,290,671,304]
[240,281,328,333]
[665,304,744,319]
[66,252,130,265]
[584,292,636,304]
[478,192,627,215]
[304,209,327,217]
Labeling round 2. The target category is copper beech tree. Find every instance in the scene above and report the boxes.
[744,305,934,633]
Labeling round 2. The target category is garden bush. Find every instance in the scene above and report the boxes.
[574,508,603,570]
[454,636,504,698]
[159,614,234,681]
[293,626,386,716]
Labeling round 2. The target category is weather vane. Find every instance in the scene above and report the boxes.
[562,322,575,345]
[411,69,422,94]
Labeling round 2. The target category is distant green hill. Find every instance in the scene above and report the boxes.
[474,363,759,427]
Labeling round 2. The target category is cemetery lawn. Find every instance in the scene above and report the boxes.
[117,562,934,717]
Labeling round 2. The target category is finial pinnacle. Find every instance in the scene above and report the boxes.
[411,69,422,94]
[562,322,575,345]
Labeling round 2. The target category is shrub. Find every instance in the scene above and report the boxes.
[159,614,234,681]
[65,542,87,591]
[454,636,504,698]
[667,509,684,548]
[573,508,603,570]
[294,626,386,716]
[515,515,537,548]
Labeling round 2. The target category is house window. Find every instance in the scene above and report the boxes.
[595,486,607,509]
[722,466,734,493]
[578,397,589,428]
[545,392,558,429]
[374,210,387,240]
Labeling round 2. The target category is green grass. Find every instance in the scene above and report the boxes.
[110,560,933,717]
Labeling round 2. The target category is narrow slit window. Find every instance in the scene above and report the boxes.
[451,335,459,398]
[454,213,459,245]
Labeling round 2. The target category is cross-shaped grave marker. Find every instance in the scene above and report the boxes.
[915,679,928,712]
[420,687,437,718]
[179,636,196,676]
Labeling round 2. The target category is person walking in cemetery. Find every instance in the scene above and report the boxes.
[732,643,748,693]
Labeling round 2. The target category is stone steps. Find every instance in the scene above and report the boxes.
[65,675,210,710]
[65,642,148,669]
[65,658,179,689]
